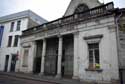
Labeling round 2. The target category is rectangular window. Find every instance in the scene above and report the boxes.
[10,22,14,32]
[88,43,100,69]
[7,36,12,47]
[13,35,19,47]
[23,49,29,67]
[16,20,21,31]
[0,26,4,47]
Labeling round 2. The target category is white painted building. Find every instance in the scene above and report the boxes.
[0,10,47,72]
[19,0,125,84]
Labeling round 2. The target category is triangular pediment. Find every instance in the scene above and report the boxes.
[64,0,101,16]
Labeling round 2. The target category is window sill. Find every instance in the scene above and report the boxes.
[85,68,103,72]
[13,46,18,47]
[22,65,28,67]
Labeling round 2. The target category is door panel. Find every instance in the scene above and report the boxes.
[10,55,16,72]
[33,57,41,73]
[4,55,9,72]
[62,35,73,78]
[44,38,58,76]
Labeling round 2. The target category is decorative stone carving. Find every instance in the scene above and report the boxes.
[75,4,89,13]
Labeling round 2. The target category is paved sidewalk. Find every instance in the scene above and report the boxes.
[0,72,84,84]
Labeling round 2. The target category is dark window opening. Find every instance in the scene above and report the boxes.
[0,26,4,47]
[10,22,14,32]
[7,36,12,47]
[16,20,21,31]
[13,35,19,47]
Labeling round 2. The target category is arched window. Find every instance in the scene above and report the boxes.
[74,4,89,13]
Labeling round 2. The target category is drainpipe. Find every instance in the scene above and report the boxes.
[115,9,122,82]
[115,10,122,66]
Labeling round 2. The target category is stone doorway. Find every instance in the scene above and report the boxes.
[61,34,73,78]
[10,54,17,72]
[4,55,9,72]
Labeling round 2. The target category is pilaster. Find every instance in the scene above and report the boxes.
[72,31,79,79]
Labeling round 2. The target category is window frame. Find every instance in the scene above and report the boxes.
[84,34,103,71]
[13,35,19,47]
[16,20,21,31]
[88,43,100,69]
[10,22,15,32]
[0,25,4,47]
[7,36,13,47]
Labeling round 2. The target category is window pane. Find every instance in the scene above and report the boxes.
[0,26,4,47]
[13,35,19,47]
[89,50,93,63]
[88,43,99,49]
[10,22,14,32]
[95,49,100,64]
[7,36,12,47]
[88,43,100,69]
[16,21,21,31]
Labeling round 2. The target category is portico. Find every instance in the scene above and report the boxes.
[21,32,76,78]
[34,34,75,78]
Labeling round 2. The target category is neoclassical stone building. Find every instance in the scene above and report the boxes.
[19,0,125,83]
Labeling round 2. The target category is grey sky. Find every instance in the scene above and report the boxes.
[0,0,125,21]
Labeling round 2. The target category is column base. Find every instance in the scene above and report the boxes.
[39,72,44,77]
[55,74,61,79]
[72,76,79,80]
[28,71,33,74]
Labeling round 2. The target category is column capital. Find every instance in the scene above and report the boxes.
[57,34,62,38]
[74,14,78,19]
[42,38,46,41]
[32,41,37,46]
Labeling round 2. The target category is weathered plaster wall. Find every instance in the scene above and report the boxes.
[75,17,119,82]
[119,15,125,69]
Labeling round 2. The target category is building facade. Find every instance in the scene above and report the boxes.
[19,0,125,84]
[0,10,47,72]
[118,8,125,84]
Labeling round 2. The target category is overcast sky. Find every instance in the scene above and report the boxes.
[0,0,125,21]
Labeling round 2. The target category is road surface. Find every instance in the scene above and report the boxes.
[0,75,57,84]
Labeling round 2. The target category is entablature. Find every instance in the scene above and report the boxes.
[22,2,115,38]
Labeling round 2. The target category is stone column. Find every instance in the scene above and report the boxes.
[40,39,46,75]
[72,32,79,79]
[56,36,63,78]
